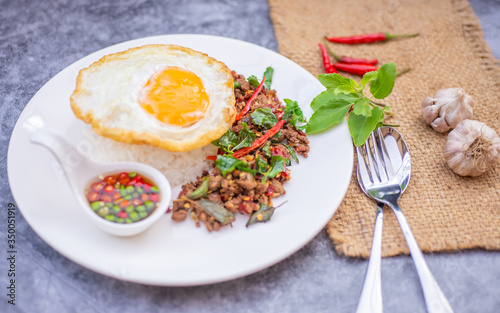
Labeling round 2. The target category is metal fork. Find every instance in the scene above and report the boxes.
[356,127,453,313]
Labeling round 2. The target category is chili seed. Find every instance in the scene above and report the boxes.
[132,199,142,206]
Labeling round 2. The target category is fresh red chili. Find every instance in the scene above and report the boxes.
[333,63,378,76]
[326,32,419,44]
[322,39,378,65]
[318,43,338,74]
[232,119,285,159]
[235,76,266,120]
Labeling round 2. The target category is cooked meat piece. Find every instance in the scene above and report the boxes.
[270,179,286,197]
[282,124,310,157]
[208,174,223,190]
[236,172,257,190]
[207,193,222,204]
[224,197,242,212]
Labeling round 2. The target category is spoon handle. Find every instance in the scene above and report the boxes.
[389,204,454,313]
[356,203,384,313]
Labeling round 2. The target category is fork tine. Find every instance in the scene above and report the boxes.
[366,132,382,183]
[373,128,395,181]
[356,143,374,184]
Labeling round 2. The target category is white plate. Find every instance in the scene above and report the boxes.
[7,34,353,286]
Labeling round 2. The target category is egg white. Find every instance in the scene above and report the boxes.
[70,44,236,152]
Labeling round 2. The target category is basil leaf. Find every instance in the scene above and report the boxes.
[188,176,210,200]
[311,90,334,111]
[212,129,239,153]
[360,71,378,89]
[250,108,278,129]
[246,203,276,227]
[352,98,372,117]
[233,81,240,89]
[283,99,308,130]
[318,73,358,95]
[263,66,274,89]
[256,156,269,174]
[198,199,235,225]
[347,106,385,146]
[262,143,271,158]
[306,98,352,133]
[247,75,259,88]
[233,122,256,151]
[262,155,285,183]
[369,63,396,100]
[215,155,247,176]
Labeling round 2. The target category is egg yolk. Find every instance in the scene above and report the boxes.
[139,66,209,127]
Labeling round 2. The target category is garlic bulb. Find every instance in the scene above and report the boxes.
[443,119,500,176]
[422,88,474,133]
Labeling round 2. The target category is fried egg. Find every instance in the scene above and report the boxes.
[70,44,236,152]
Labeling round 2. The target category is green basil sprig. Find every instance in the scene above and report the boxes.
[306,63,397,146]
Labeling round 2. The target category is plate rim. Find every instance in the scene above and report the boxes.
[7,34,354,286]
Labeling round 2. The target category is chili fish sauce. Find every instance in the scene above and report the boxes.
[86,172,160,224]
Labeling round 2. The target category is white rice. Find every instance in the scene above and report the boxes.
[81,125,217,187]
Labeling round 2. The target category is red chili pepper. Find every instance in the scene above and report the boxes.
[91,181,105,192]
[333,63,378,76]
[235,76,266,120]
[87,191,100,202]
[104,185,115,194]
[318,43,338,74]
[322,39,377,65]
[326,32,419,44]
[150,193,159,202]
[233,119,286,159]
[265,185,274,197]
[206,155,217,161]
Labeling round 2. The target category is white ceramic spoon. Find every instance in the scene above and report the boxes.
[25,115,172,237]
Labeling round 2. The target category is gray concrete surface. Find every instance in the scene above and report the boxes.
[1,0,499,312]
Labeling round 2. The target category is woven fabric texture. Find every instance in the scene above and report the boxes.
[269,0,500,258]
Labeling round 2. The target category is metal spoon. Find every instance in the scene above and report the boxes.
[355,126,410,313]
[357,126,453,313]
[25,115,172,236]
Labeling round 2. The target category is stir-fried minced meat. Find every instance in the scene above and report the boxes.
[171,71,309,231]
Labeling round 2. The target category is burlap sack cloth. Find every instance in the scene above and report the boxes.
[269,0,500,258]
